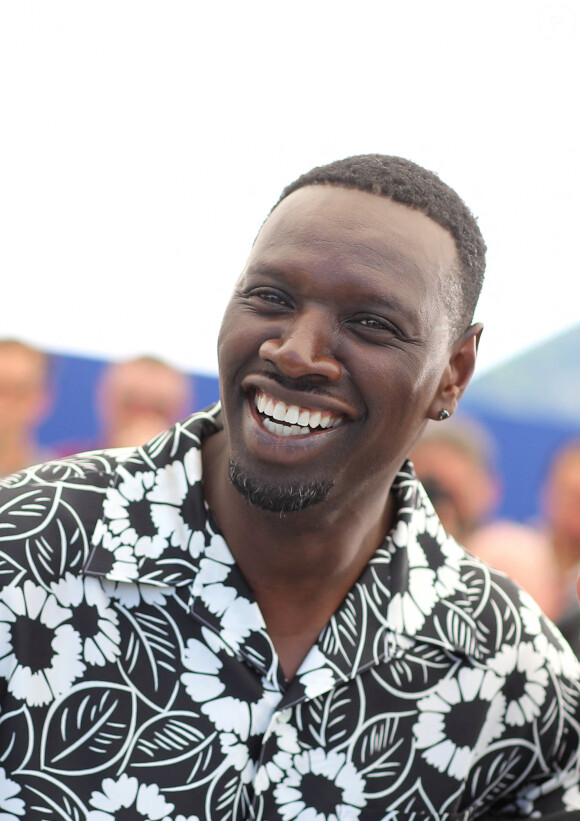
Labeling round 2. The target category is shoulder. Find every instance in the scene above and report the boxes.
[0,449,134,590]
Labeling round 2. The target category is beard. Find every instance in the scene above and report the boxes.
[228,460,334,513]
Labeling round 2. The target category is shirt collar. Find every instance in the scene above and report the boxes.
[83,403,483,694]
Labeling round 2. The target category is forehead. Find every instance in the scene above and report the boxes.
[0,346,46,382]
[250,185,459,284]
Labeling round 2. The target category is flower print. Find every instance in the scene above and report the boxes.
[273,748,366,821]
[386,520,438,634]
[0,579,84,706]
[563,782,580,811]
[50,573,120,666]
[255,709,301,794]
[193,536,265,649]
[87,775,174,821]
[0,767,25,818]
[101,467,167,560]
[413,666,506,780]
[181,631,280,739]
[296,646,337,700]
[148,449,206,559]
[101,578,171,609]
[487,641,549,726]
[519,591,580,680]
[92,520,139,582]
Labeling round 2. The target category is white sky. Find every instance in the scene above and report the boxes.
[1,0,578,378]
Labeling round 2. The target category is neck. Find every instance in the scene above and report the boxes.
[202,430,397,679]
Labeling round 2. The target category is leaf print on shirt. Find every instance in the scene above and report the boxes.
[0,580,84,706]
[41,682,137,775]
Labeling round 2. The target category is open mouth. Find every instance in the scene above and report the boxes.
[253,389,344,437]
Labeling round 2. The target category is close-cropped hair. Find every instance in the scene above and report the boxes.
[275,154,486,337]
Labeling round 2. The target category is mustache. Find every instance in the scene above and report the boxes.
[262,370,336,398]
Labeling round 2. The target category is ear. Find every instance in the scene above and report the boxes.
[428,323,483,421]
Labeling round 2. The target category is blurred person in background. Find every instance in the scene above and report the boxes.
[467,520,564,623]
[542,439,580,589]
[0,338,53,476]
[96,355,193,448]
[409,414,500,544]
[541,439,580,645]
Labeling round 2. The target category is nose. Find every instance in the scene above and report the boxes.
[259,308,342,382]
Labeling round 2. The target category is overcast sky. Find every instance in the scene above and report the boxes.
[1,0,578,378]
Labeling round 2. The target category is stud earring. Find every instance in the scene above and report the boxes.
[438,409,450,421]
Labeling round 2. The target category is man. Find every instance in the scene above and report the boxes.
[1,155,579,820]
[0,338,52,477]
[409,416,500,544]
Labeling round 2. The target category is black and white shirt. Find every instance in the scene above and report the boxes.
[1,403,579,820]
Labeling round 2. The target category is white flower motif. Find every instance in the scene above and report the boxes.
[255,709,301,794]
[520,592,580,680]
[563,782,580,811]
[148,449,206,558]
[0,580,84,706]
[273,748,366,821]
[0,767,25,818]
[181,631,280,740]
[413,666,506,780]
[50,574,120,666]
[101,467,167,559]
[87,775,174,821]
[487,641,549,726]
[387,521,438,634]
[296,646,337,700]
[101,579,171,609]
[92,520,139,582]
[193,536,265,649]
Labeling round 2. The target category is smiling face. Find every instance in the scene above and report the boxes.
[217,185,475,514]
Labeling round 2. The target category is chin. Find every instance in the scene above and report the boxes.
[228,460,334,513]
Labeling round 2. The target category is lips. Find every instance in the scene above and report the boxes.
[254,388,344,437]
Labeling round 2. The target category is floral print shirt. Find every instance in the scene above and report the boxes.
[1,403,580,821]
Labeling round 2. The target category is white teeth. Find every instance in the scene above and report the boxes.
[255,390,343,435]
[273,401,287,421]
[285,405,300,424]
[308,411,321,428]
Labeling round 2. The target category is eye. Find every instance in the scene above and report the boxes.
[256,290,290,306]
[237,286,293,311]
[350,314,402,337]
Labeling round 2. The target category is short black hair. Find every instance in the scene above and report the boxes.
[275,154,486,337]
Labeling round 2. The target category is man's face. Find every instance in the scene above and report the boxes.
[218,185,460,513]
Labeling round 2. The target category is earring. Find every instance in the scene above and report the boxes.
[438,409,450,421]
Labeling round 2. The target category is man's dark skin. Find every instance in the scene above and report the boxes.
[202,185,482,680]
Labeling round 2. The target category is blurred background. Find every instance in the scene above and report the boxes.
[1,0,579,522]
